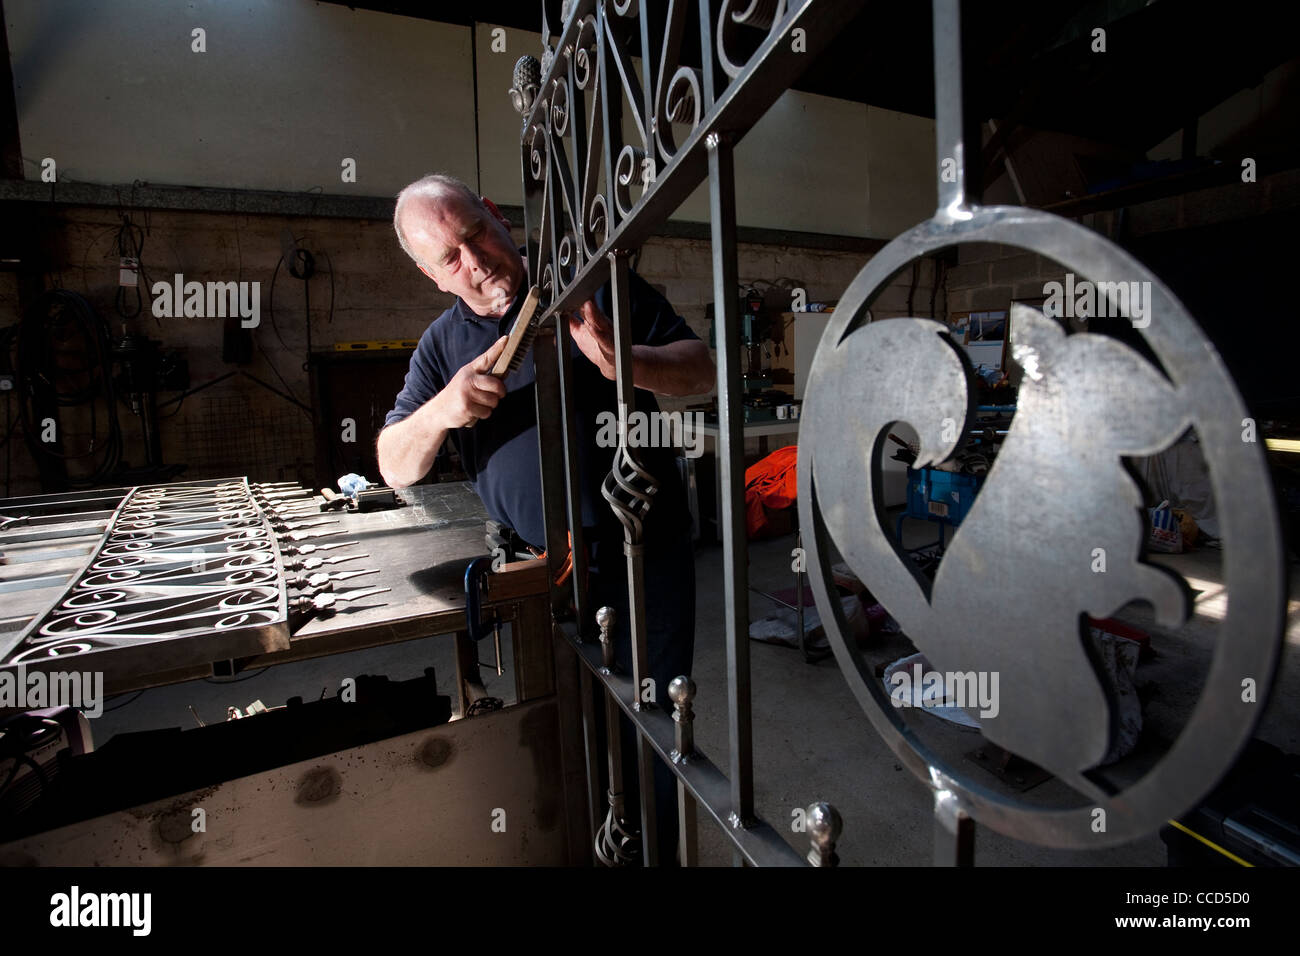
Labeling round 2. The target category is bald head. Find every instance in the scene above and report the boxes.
[394,174,483,269]
[393,174,525,318]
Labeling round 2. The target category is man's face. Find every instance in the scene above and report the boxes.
[406,191,525,317]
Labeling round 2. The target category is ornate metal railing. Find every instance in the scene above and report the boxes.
[518,0,1283,866]
[516,0,859,866]
[0,480,385,690]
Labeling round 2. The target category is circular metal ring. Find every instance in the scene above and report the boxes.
[798,204,1284,848]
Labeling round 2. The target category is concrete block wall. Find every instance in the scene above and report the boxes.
[6,167,1293,495]
[1,209,879,493]
[3,206,457,495]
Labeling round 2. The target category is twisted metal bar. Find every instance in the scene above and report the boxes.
[594,605,639,866]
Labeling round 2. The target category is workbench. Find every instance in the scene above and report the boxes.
[0,479,588,865]
[1,480,552,716]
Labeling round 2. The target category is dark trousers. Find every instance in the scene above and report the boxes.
[586,522,696,865]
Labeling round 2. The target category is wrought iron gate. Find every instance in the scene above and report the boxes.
[515,0,1284,866]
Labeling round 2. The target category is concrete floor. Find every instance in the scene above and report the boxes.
[686,520,1300,866]
[88,511,1299,867]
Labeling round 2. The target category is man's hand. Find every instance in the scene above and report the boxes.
[439,335,509,427]
[378,335,511,489]
[567,300,617,380]
[568,298,715,397]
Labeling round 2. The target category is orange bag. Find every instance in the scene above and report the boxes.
[744,445,798,538]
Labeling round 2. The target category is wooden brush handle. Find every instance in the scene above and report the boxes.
[466,285,542,429]
[490,285,542,378]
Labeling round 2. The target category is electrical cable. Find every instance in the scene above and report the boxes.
[302,271,311,372]
[268,254,291,351]
[256,253,307,408]
[114,214,146,320]
[202,667,269,684]
[14,290,124,487]
[319,249,335,324]
[254,339,306,412]
[100,689,146,713]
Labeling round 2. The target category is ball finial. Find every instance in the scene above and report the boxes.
[668,676,695,707]
[807,802,842,847]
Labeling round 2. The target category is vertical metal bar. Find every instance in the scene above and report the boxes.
[697,0,717,113]
[671,676,699,866]
[567,50,588,276]
[932,0,971,219]
[598,5,624,235]
[606,254,651,693]
[637,0,659,163]
[555,628,598,864]
[533,328,574,611]
[934,788,975,866]
[545,144,564,299]
[597,607,630,846]
[706,131,755,847]
[554,312,591,626]
[578,655,603,864]
[0,3,25,179]
[521,130,542,294]
[607,250,658,865]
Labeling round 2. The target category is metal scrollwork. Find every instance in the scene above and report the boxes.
[717,0,789,78]
[3,478,290,667]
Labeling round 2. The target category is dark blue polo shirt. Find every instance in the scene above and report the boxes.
[384,270,698,550]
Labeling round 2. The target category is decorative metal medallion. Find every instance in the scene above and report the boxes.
[799,205,1285,848]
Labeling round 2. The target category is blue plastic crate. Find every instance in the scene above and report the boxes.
[905,466,982,526]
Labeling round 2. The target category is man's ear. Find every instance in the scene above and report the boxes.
[481,197,511,231]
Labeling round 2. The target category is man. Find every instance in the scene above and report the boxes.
[378,174,714,863]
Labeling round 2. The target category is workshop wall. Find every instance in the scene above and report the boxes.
[9,6,935,243]
[6,0,479,196]
[474,23,935,238]
[9,161,1295,496]
[1,207,890,495]
[3,204,458,495]
[943,167,1300,318]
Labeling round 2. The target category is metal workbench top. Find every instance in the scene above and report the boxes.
[287,481,490,646]
[0,480,496,698]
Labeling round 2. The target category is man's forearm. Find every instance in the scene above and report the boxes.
[377,394,450,489]
[628,340,715,396]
